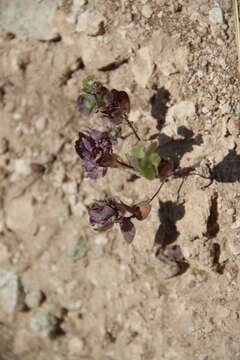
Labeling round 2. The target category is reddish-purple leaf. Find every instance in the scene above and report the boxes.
[101,90,130,125]
[75,130,115,179]
[88,199,125,231]
[119,218,136,243]
[134,202,151,220]
[119,201,151,220]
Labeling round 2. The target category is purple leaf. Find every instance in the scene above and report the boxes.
[119,218,136,243]
[88,199,125,231]
[75,131,115,179]
[101,90,130,125]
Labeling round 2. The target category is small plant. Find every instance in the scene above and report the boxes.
[75,77,174,242]
[87,198,152,243]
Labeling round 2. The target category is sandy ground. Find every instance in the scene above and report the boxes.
[1,0,240,359]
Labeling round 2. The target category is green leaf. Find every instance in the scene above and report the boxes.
[146,141,158,155]
[132,141,148,159]
[82,77,98,94]
[77,94,96,113]
[138,159,156,179]
[132,141,161,180]
[148,153,161,172]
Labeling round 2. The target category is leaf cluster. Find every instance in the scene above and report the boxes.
[77,77,130,125]
[88,199,151,243]
[74,77,174,243]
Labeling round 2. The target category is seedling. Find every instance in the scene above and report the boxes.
[75,77,174,242]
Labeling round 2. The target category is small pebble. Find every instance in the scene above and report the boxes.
[68,337,84,355]
[30,309,59,338]
[35,117,47,132]
[0,270,25,313]
[227,208,235,216]
[141,4,153,18]
[25,290,44,309]
[228,238,240,256]
[227,116,240,136]
[236,103,240,115]
[227,138,236,150]
[220,103,232,114]
[10,158,32,177]
[231,220,240,230]
[94,234,108,246]
[209,7,224,24]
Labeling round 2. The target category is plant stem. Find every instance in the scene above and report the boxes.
[126,119,141,141]
[187,172,212,180]
[148,181,165,203]
[117,159,134,170]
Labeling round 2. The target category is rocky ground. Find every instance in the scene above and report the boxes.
[0,0,240,359]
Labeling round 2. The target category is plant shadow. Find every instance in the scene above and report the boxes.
[153,128,203,169]
[155,200,185,248]
[149,87,170,130]
[211,150,240,183]
[154,200,189,275]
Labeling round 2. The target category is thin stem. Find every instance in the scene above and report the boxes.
[117,159,134,170]
[176,177,185,203]
[125,118,141,141]
[148,181,165,203]
[186,172,212,180]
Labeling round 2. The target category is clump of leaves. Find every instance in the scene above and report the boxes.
[75,130,116,179]
[132,141,174,180]
[77,77,130,125]
[75,77,175,244]
[88,198,151,243]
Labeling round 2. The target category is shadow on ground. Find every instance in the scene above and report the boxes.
[154,200,185,247]
[156,129,203,169]
[212,150,240,183]
[150,87,170,130]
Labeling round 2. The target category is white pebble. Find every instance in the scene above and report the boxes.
[94,234,108,246]
[68,337,84,355]
[231,220,240,230]
[35,117,47,132]
[10,158,32,178]
[30,310,58,338]
[209,7,224,24]
[0,270,25,313]
[228,238,240,256]
[25,290,44,309]
[227,208,235,216]
[141,4,153,18]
